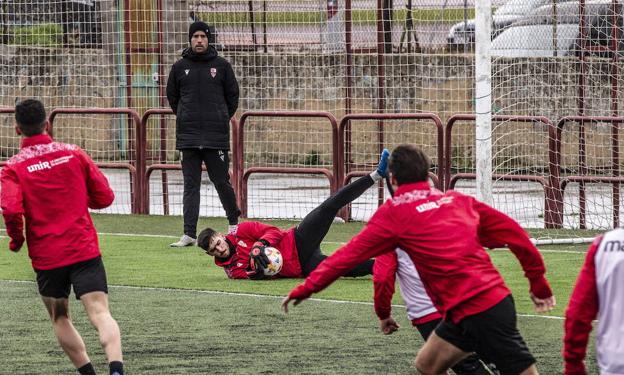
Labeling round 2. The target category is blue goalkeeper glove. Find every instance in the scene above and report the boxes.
[377,149,390,178]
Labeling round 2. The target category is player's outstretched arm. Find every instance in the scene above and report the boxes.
[281,284,310,313]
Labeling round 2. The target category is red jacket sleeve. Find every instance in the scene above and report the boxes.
[77,149,114,209]
[473,198,552,298]
[238,221,285,247]
[215,253,251,280]
[301,204,399,295]
[373,251,398,320]
[0,166,25,250]
[563,237,600,375]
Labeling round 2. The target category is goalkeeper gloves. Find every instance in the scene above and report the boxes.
[246,241,271,280]
[249,242,270,270]
[246,267,267,280]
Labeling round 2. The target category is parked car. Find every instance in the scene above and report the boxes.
[491,0,623,57]
[447,0,575,50]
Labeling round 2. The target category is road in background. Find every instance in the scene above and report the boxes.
[101,169,619,230]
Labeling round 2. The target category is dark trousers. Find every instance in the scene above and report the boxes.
[415,319,492,375]
[181,148,241,237]
[294,175,375,277]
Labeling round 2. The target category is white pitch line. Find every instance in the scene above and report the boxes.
[0,279,564,320]
[0,229,587,254]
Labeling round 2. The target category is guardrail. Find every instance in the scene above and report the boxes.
[49,107,144,214]
[4,106,624,230]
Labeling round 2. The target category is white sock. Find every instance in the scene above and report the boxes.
[370,170,382,182]
[228,224,238,234]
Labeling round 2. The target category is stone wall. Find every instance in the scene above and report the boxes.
[2,38,624,162]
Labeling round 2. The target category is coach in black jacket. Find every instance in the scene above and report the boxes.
[166,21,241,247]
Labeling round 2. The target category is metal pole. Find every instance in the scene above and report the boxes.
[475,0,492,204]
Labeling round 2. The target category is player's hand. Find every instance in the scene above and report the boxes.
[246,269,267,280]
[530,293,556,313]
[282,284,311,313]
[249,245,270,271]
[245,260,267,280]
[9,237,24,252]
[379,317,399,335]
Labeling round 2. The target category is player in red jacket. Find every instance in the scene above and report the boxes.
[563,230,624,375]
[196,151,391,280]
[1,99,124,375]
[283,144,556,375]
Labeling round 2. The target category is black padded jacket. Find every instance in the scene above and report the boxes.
[166,46,239,150]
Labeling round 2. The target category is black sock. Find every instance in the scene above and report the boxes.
[344,259,375,277]
[109,361,124,375]
[77,362,96,375]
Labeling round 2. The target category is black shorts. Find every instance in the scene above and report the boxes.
[435,295,536,375]
[35,256,108,300]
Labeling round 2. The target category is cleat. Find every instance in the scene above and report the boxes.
[170,234,197,247]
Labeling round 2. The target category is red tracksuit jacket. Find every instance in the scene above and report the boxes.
[292,181,552,324]
[215,221,302,278]
[1,134,114,270]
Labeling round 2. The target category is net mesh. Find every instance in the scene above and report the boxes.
[0,0,622,234]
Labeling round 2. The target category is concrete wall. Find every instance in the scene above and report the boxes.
[2,39,623,162]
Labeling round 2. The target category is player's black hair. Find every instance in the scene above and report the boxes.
[15,99,47,136]
[197,227,218,251]
[388,144,430,185]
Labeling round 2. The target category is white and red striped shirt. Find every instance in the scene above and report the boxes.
[373,248,440,325]
[564,229,624,375]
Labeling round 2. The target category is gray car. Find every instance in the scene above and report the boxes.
[447,0,576,50]
[491,0,623,57]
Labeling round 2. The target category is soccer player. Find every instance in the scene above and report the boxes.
[197,151,391,280]
[283,144,556,375]
[563,229,624,374]
[1,99,124,375]
[374,249,496,375]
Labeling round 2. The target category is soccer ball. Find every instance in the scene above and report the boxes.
[263,246,283,276]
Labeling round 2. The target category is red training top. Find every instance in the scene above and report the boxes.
[289,181,552,324]
[215,221,302,278]
[1,134,114,270]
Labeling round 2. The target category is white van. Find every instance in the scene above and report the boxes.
[491,0,623,57]
[447,0,575,50]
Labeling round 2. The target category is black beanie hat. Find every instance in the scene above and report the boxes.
[188,21,210,43]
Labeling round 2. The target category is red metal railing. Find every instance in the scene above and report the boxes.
[237,111,340,217]
[240,167,334,218]
[7,105,624,230]
[557,116,624,228]
[48,107,144,214]
[0,108,16,162]
[339,113,444,187]
[141,109,240,215]
[141,108,174,214]
[445,114,563,228]
[338,112,444,220]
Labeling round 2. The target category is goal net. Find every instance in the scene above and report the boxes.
[0,0,621,239]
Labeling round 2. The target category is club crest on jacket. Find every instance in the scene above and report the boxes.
[210,68,217,77]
